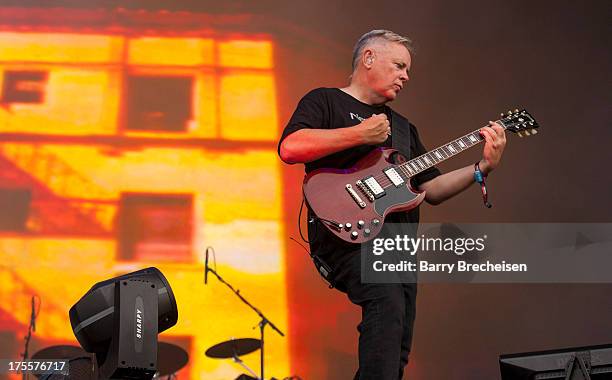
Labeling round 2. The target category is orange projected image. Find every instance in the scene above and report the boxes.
[0,8,290,380]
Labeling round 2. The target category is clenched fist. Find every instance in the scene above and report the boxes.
[354,113,391,145]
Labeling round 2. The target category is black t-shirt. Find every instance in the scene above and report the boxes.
[279,88,441,262]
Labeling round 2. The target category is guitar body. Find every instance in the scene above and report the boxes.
[303,147,426,244]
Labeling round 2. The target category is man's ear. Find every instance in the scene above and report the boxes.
[364,50,375,68]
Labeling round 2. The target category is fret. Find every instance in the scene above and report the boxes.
[434,150,443,160]
[404,165,414,176]
[403,167,412,179]
[447,144,456,154]
[410,162,418,172]
[457,139,466,149]
[468,134,478,143]
[428,153,438,164]
[452,141,463,151]
[423,155,431,165]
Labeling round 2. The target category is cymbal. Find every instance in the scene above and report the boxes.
[31,345,87,360]
[32,346,92,379]
[157,342,189,376]
[205,338,261,359]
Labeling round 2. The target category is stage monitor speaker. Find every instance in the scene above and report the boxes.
[500,344,612,380]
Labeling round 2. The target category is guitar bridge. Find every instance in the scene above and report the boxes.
[356,179,375,202]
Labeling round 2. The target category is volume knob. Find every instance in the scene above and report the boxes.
[364,228,371,237]
[345,223,352,231]
[357,220,365,229]
[350,231,359,240]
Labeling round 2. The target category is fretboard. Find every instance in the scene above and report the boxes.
[399,120,505,177]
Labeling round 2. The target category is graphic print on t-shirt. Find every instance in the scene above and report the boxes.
[349,112,366,122]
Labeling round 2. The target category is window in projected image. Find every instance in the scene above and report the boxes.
[1,70,48,104]
[125,75,194,132]
[0,188,31,231]
[117,193,194,262]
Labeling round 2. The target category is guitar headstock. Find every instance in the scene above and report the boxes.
[498,109,540,137]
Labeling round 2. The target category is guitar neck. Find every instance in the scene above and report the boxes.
[400,119,507,176]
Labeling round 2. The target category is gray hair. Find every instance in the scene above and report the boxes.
[351,29,414,72]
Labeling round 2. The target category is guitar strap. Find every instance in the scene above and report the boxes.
[387,106,411,160]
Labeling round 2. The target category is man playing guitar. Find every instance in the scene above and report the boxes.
[278,29,507,379]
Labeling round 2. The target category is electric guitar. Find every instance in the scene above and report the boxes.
[303,109,540,243]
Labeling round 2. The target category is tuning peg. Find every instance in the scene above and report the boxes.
[530,129,538,135]
[524,130,531,136]
[529,121,534,125]
[514,108,519,113]
[500,113,505,117]
[517,132,524,137]
[508,110,513,115]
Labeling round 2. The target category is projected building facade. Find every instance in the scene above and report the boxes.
[0,7,288,379]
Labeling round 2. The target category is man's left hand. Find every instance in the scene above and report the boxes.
[479,121,506,175]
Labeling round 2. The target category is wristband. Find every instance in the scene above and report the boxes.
[474,162,492,208]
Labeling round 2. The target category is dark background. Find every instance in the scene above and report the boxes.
[4,0,611,379]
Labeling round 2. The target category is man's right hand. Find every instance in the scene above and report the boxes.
[355,113,391,145]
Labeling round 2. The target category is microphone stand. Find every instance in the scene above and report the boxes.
[232,352,259,379]
[205,265,284,380]
[22,295,38,380]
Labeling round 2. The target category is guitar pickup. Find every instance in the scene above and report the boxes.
[383,167,405,187]
[362,176,386,199]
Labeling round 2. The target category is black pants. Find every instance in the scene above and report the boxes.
[331,250,418,380]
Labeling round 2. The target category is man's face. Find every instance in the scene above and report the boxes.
[366,42,411,102]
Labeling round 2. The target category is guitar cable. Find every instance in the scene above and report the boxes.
[291,197,335,288]
[299,197,345,235]
[298,197,312,244]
